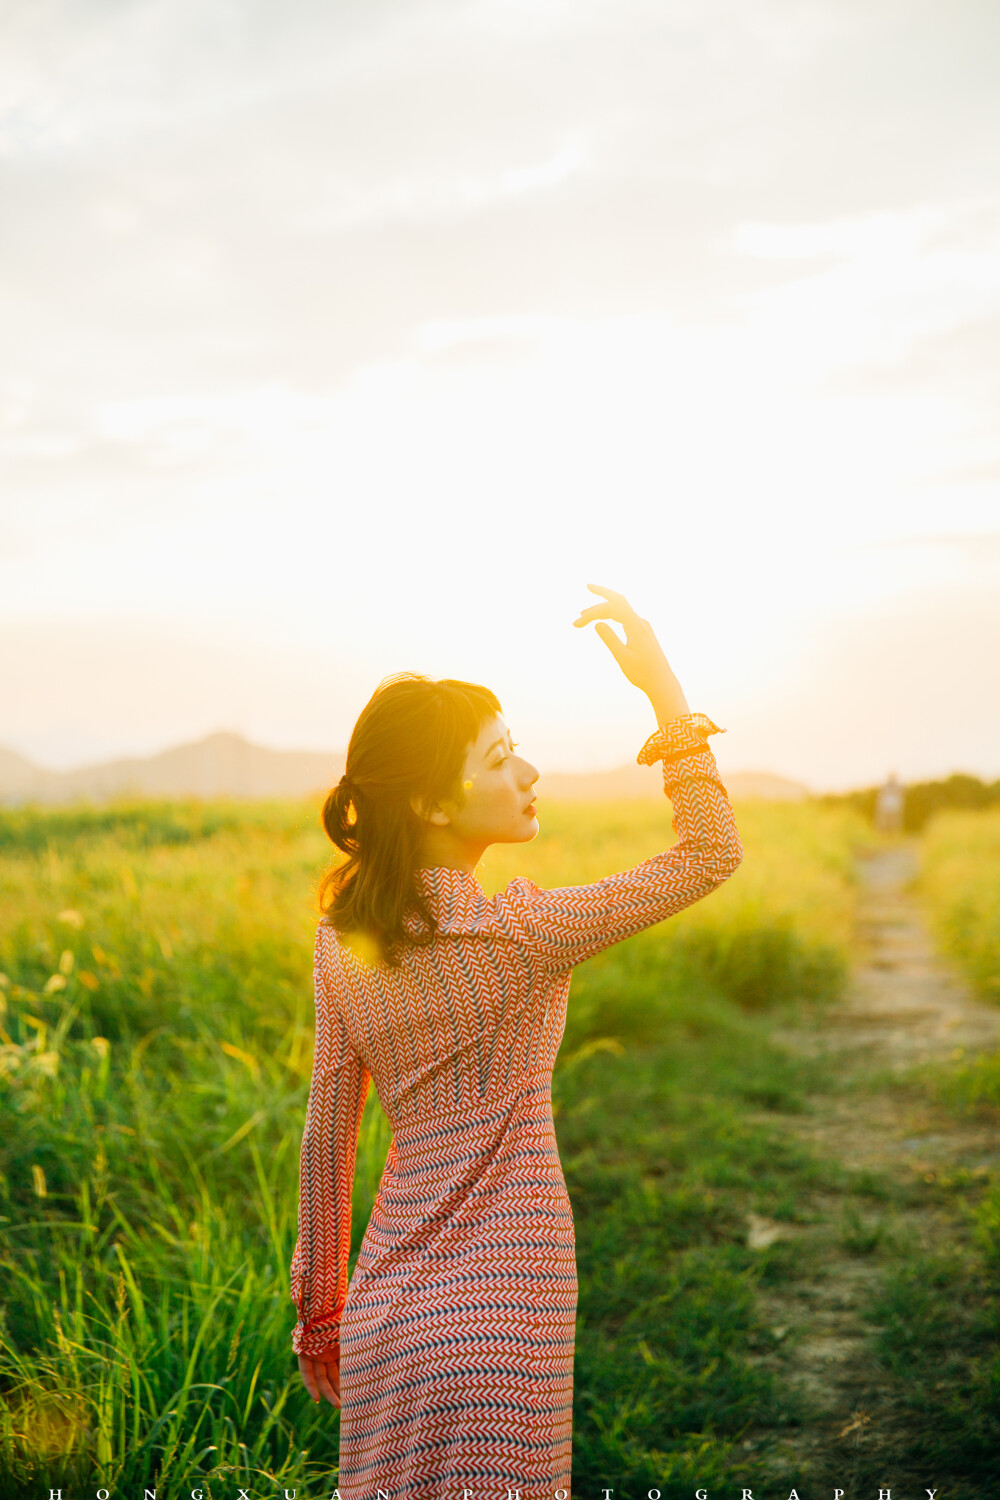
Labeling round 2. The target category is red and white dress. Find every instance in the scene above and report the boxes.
[290,712,743,1498]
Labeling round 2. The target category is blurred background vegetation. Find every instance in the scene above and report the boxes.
[824,770,1000,833]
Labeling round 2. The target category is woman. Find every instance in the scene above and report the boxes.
[290,585,743,1499]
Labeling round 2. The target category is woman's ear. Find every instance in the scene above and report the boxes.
[410,794,451,828]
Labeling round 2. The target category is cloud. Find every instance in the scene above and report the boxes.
[4,0,997,411]
[833,309,1000,408]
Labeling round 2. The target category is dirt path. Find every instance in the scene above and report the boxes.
[744,841,1000,1478]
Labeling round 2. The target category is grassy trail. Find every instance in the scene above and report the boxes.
[737,841,1000,1493]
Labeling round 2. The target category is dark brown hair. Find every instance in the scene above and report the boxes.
[319,673,503,967]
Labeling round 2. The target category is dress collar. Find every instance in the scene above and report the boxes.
[416,864,482,886]
[409,866,491,934]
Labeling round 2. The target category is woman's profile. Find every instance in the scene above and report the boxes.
[289,584,744,1498]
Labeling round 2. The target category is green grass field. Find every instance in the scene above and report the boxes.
[916,806,1000,1143]
[0,795,996,1495]
[919,807,1000,1006]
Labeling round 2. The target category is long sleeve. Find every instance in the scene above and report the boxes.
[290,927,371,1358]
[493,712,743,976]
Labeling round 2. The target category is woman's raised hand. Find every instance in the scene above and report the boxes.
[573,583,690,726]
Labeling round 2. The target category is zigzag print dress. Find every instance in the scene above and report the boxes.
[290,712,743,1498]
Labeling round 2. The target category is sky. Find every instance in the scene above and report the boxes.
[2,0,999,790]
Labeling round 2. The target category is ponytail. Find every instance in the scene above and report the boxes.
[318,674,502,967]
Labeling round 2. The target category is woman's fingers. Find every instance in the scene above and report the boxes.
[298,1355,320,1402]
[573,602,623,627]
[574,600,636,627]
[586,582,628,604]
[594,621,630,666]
[315,1361,341,1408]
[575,604,649,640]
[574,583,640,629]
[298,1352,341,1407]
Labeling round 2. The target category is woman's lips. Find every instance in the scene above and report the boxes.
[523,801,537,815]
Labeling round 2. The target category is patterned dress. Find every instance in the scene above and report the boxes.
[290,712,743,1498]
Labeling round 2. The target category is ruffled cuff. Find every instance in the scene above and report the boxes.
[636,712,724,767]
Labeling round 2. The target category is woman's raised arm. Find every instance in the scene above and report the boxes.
[491,587,743,974]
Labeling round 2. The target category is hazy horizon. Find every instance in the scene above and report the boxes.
[0,712,991,800]
[3,0,999,790]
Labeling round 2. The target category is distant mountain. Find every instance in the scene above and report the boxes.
[0,732,809,805]
[0,746,51,801]
[0,732,345,804]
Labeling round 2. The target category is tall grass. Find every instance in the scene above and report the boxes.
[919,807,1000,1004]
[0,794,866,1493]
[915,809,1000,1126]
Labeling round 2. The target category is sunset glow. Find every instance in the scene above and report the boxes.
[3,1,998,789]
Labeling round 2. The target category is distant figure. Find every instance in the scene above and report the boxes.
[875,771,905,834]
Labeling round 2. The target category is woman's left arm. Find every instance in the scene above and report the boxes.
[494,713,743,976]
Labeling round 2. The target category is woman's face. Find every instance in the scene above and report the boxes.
[442,714,540,846]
